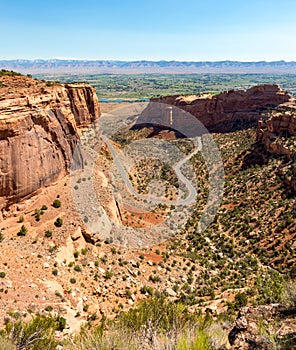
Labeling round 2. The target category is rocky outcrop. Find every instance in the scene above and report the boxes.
[0,76,100,210]
[65,83,100,127]
[256,106,296,157]
[256,106,296,193]
[151,85,293,132]
[229,304,296,349]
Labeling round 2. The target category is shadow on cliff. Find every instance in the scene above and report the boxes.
[150,84,294,134]
[136,101,267,136]
[130,123,187,139]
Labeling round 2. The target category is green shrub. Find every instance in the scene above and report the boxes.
[104,271,113,280]
[177,329,212,350]
[4,314,63,350]
[17,225,27,236]
[117,296,201,334]
[234,292,248,309]
[104,237,113,244]
[149,275,161,283]
[140,285,154,296]
[65,326,139,350]
[54,217,63,227]
[49,245,58,253]
[45,230,52,238]
[45,306,53,312]
[34,209,41,221]
[0,69,22,77]
[0,272,6,278]
[64,297,219,350]
[52,199,61,208]
[255,270,285,304]
[281,280,296,307]
[57,316,66,331]
[74,265,82,272]
[81,248,88,255]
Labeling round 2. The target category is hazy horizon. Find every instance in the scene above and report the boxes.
[1,58,296,63]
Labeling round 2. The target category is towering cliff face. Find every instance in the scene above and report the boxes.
[151,85,293,132]
[0,76,100,210]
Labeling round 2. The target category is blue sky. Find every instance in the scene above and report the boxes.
[0,0,296,61]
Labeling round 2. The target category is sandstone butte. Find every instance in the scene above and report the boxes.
[150,84,294,132]
[0,75,100,212]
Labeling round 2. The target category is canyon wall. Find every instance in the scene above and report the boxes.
[0,76,100,210]
[150,85,293,132]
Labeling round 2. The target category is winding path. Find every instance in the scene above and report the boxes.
[102,136,201,206]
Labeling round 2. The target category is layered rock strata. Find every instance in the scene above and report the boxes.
[256,106,296,158]
[151,85,293,132]
[0,76,100,210]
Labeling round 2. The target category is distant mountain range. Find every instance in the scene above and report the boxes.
[1,59,296,74]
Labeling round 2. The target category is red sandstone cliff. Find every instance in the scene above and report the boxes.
[0,76,100,210]
[150,85,293,132]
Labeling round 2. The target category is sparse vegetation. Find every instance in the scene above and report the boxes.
[0,69,22,78]
[81,248,88,255]
[45,230,52,238]
[54,217,63,227]
[17,225,27,236]
[3,314,65,350]
[52,199,61,208]
[74,265,82,272]
[65,296,218,349]
[34,209,41,221]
